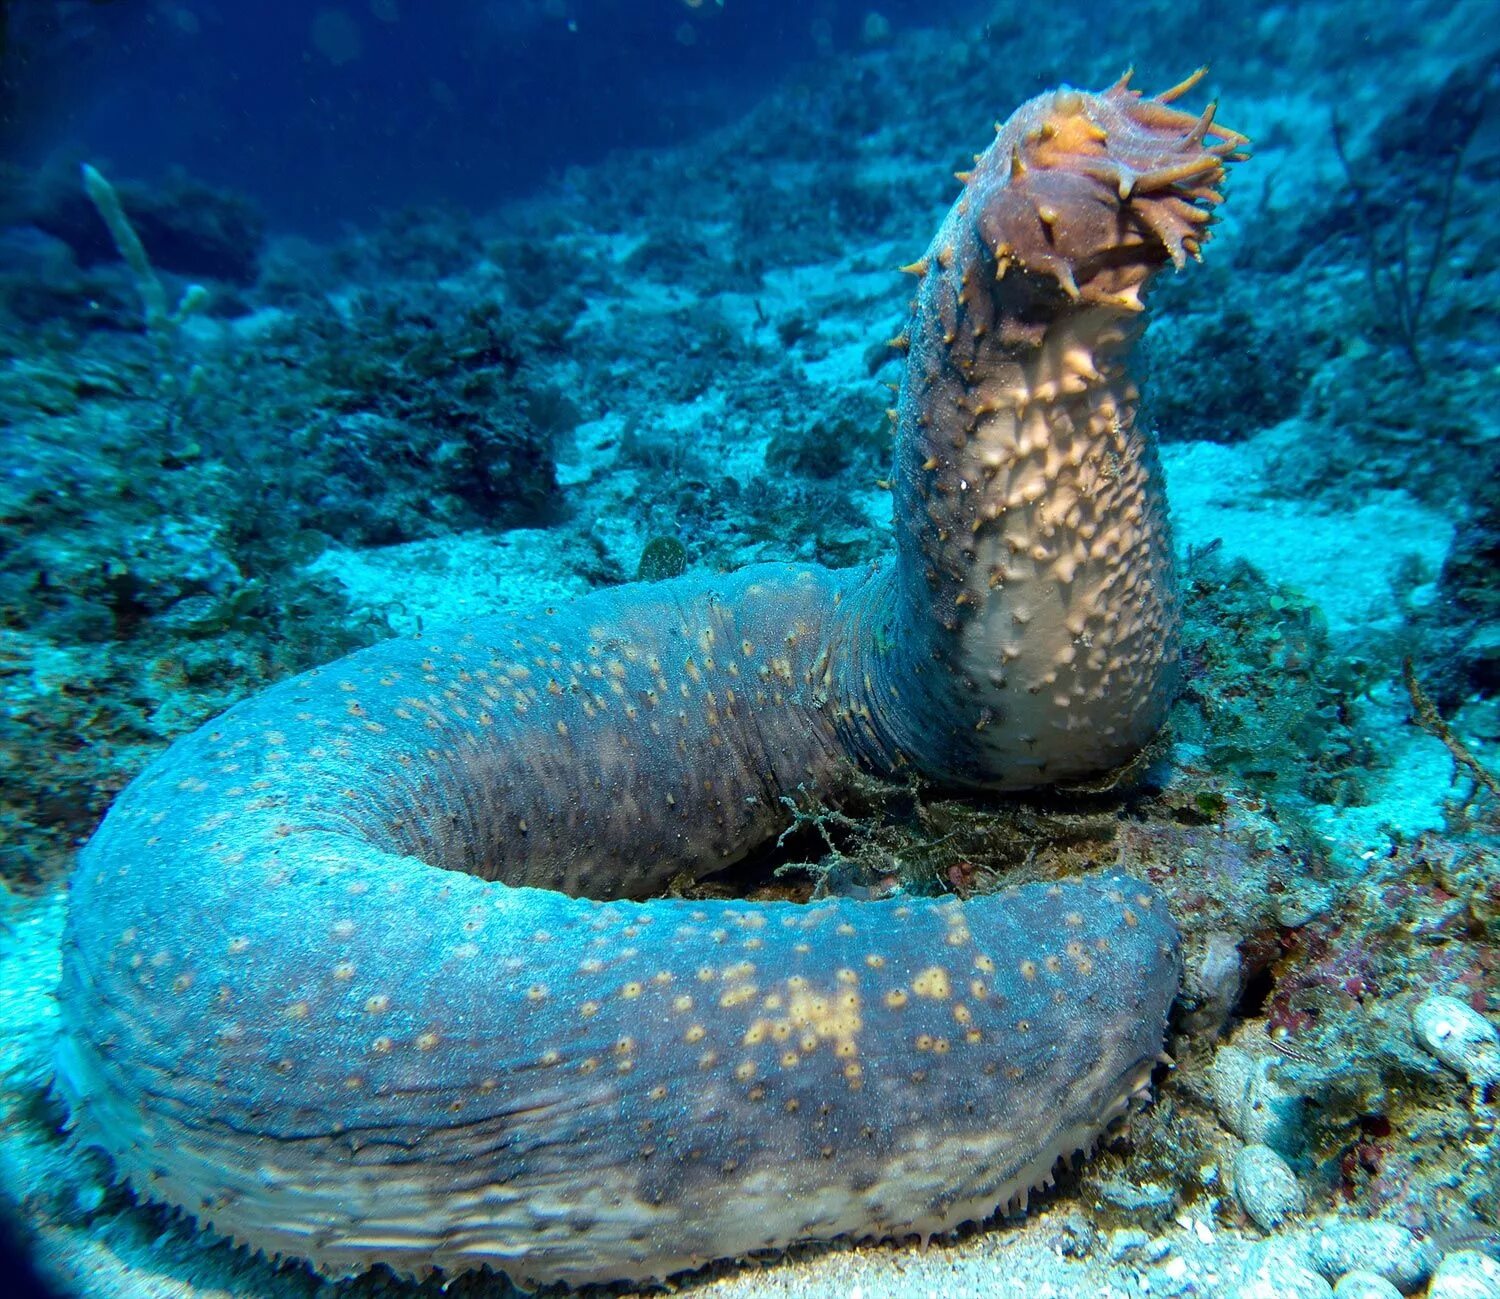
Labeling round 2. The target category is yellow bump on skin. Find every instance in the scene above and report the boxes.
[371,1035,393,1055]
[836,922,856,936]
[285,1000,311,1021]
[699,1050,719,1069]
[697,966,716,983]
[912,967,952,999]
[1123,908,1139,927]
[885,989,909,1009]
[364,994,391,1014]
[614,1036,634,1055]
[865,954,886,969]
[579,1057,599,1074]
[685,1024,707,1044]
[744,1023,768,1046]
[649,1085,668,1101]
[416,1031,440,1052]
[975,954,996,973]
[621,981,643,999]
[916,1034,934,1051]
[970,979,988,999]
[835,968,858,985]
[734,1061,756,1082]
[720,985,758,1009]
[652,971,672,985]
[672,995,694,1012]
[1019,959,1038,982]
[932,1037,951,1054]
[227,936,250,955]
[526,984,547,1002]
[580,1000,601,1019]
[540,1050,561,1066]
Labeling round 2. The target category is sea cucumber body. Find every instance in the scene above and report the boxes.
[57,78,1242,1287]
[57,567,1178,1285]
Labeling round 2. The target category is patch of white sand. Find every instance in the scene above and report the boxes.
[1164,431,1451,636]
[307,530,594,634]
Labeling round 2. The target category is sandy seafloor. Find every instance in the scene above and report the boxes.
[2,3,1499,1298]
[2,446,1477,1299]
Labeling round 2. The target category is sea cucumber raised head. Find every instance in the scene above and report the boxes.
[56,73,1243,1288]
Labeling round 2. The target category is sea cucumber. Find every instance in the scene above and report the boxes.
[55,73,1244,1288]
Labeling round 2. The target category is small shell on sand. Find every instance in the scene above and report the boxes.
[1427,1249,1500,1299]
[1231,1142,1305,1230]
[1412,994,1500,1086]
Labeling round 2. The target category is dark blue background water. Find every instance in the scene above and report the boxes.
[2,0,976,230]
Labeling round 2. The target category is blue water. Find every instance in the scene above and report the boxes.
[3,0,973,229]
[1,2,1496,1296]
